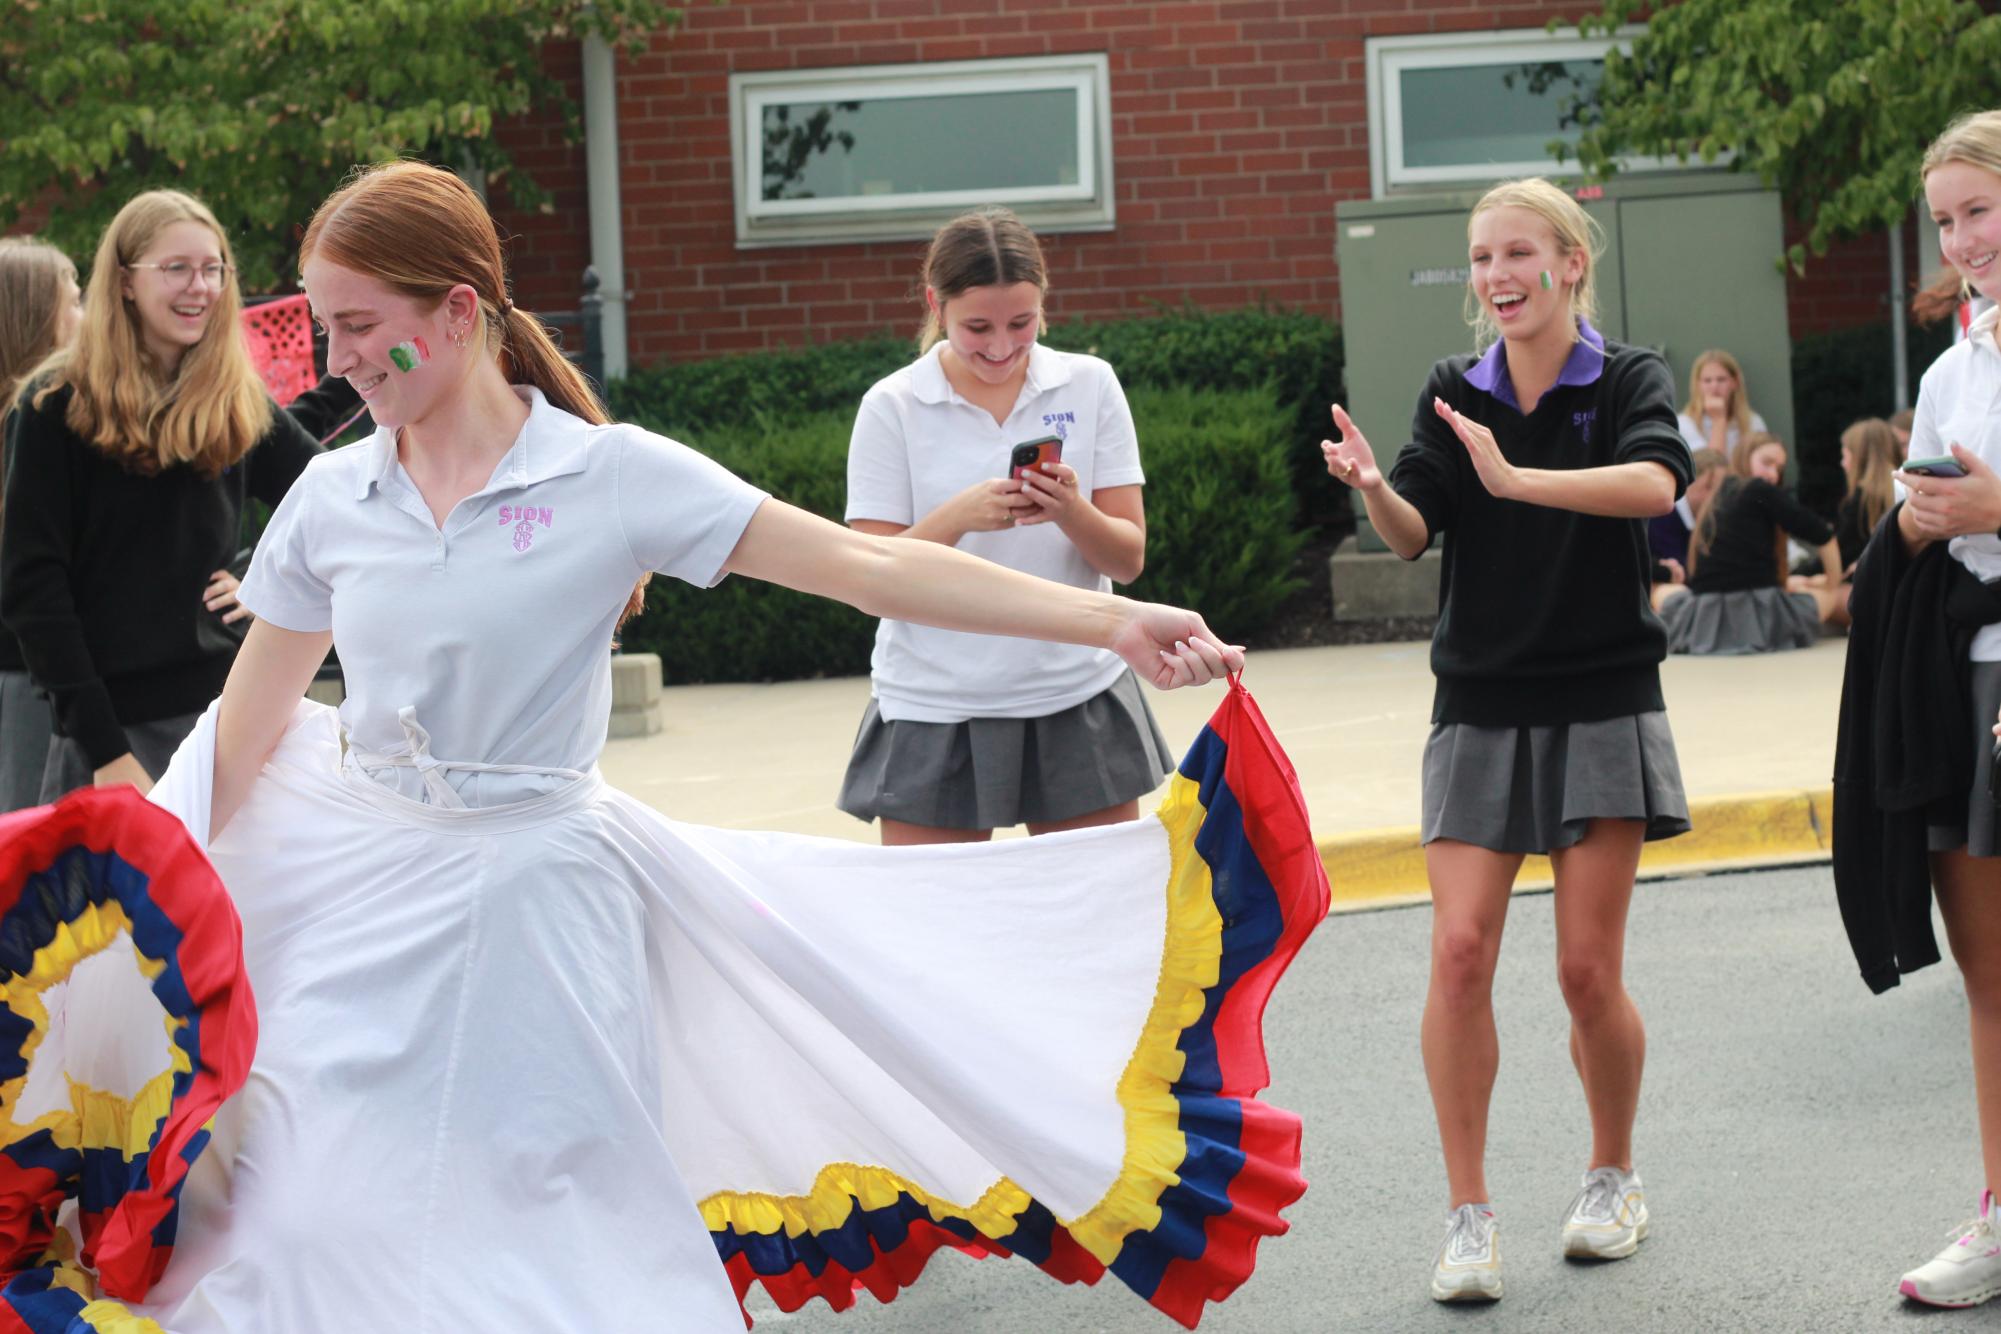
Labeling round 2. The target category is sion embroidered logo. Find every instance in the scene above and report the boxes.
[498,504,553,552]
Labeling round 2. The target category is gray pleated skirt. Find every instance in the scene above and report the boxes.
[1929,659,2001,857]
[1421,711,1691,855]
[1660,586,1821,655]
[0,670,52,814]
[36,711,201,805]
[837,670,1174,830]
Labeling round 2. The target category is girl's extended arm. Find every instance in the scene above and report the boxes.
[1436,398,1676,518]
[210,620,334,840]
[726,499,1238,687]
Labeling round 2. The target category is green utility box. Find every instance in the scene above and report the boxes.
[1335,174,1795,549]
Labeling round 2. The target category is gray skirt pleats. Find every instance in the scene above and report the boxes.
[1929,659,2001,857]
[37,711,201,805]
[0,670,52,814]
[837,669,1174,830]
[1421,710,1691,855]
[1661,586,1820,655]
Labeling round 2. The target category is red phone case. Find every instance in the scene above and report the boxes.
[1010,436,1063,481]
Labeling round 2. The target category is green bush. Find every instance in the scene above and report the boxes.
[608,304,1346,530]
[1121,385,1306,642]
[615,385,1305,683]
[1788,318,1950,515]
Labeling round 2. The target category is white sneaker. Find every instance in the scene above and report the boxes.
[1562,1165,1648,1259]
[1902,1191,2001,1308]
[1431,1202,1502,1302]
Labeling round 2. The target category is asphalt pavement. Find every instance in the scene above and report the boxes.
[749,866,1985,1333]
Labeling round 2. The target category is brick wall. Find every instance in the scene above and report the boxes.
[492,0,1899,369]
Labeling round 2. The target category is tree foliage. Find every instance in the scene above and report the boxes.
[0,0,679,290]
[1564,0,2001,268]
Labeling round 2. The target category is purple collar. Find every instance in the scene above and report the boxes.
[1465,319,1606,412]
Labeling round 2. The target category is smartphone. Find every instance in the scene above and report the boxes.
[1010,435,1063,481]
[1903,453,1968,478]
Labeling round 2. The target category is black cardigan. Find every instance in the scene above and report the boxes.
[0,375,356,766]
[1832,503,2001,993]
[1388,337,1692,726]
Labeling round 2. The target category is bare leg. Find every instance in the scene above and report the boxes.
[879,819,993,846]
[1932,847,2001,1196]
[1027,799,1140,836]
[1549,819,1648,1172]
[1423,839,1525,1207]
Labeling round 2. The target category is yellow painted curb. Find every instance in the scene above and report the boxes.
[1318,787,1832,912]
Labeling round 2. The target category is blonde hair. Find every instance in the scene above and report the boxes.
[0,237,75,418]
[33,191,272,478]
[300,161,644,621]
[1681,349,1754,443]
[1841,417,1901,539]
[917,207,1049,351]
[1921,110,2001,307]
[1464,178,1602,347]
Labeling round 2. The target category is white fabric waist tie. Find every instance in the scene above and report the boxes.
[343,705,588,810]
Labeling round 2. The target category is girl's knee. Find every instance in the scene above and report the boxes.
[1556,953,1623,1017]
[1431,926,1501,1007]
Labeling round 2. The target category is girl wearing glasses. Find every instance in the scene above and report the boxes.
[0,190,356,801]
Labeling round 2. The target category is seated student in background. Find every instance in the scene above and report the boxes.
[1787,417,1900,629]
[1676,349,1766,462]
[1658,434,1843,652]
[1648,449,1727,612]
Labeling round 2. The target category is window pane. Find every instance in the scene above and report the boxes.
[761,89,1079,202]
[1398,60,1601,169]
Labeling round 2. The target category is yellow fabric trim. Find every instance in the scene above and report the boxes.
[698,772,1226,1273]
[1061,772,1220,1264]
[76,1301,169,1333]
[1,903,179,1166]
[700,1162,1030,1241]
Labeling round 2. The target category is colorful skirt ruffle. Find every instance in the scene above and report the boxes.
[1,680,1327,1332]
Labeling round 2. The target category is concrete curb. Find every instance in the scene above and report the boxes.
[1318,787,1833,913]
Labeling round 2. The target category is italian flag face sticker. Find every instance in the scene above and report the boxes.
[387,336,431,372]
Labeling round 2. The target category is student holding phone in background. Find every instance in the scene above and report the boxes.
[1841,108,2001,1310]
[839,206,1171,844]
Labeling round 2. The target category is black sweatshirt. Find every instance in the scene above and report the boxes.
[0,375,356,766]
[1686,476,1834,594]
[1388,333,1691,726]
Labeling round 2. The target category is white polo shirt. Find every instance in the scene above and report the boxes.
[846,344,1146,723]
[239,386,768,804]
[1911,304,2001,660]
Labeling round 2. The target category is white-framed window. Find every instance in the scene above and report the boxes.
[1365,29,1671,198]
[728,54,1114,249]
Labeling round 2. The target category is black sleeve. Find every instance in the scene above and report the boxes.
[0,391,129,767]
[1385,361,1463,555]
[245,398,325,508]
[281,373,362,444]
[1750,478,1836,545]
[1607,349,1691,498]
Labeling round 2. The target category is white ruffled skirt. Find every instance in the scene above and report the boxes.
[0,684,1326,1332]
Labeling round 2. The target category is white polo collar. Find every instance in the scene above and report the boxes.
[1971,302,2001,358]
[350,386,593,501]
[909,342,1072,408]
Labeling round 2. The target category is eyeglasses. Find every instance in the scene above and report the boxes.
[124,260,232,289]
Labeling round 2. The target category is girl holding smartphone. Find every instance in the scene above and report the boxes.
[1323,178,1691,1304]
[839,207,1173,844]
[1857,108,2001,1310]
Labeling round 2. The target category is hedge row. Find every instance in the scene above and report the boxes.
[608,304,1346,530]
[614,384,1305,684]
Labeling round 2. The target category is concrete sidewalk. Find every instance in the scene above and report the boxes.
[598,638,1847,907]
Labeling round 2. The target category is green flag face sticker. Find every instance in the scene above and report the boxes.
[387,336,431,372]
